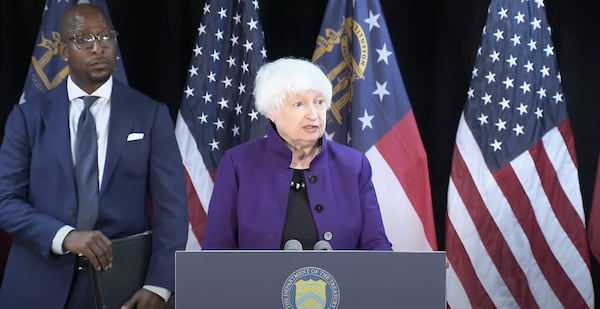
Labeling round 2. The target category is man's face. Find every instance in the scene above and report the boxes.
[59,11,116,92]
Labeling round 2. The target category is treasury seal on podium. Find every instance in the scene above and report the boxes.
[281,266,341,309]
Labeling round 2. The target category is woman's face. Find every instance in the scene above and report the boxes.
[270,89,327,149]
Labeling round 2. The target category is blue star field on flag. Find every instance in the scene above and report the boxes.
[312,0,412,153]
[464,0,566,171]
[178,0,267,174]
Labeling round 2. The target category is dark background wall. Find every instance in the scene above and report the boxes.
[1,0,600,300]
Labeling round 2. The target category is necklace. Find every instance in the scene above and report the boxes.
[290,181,306,190]
[290,169,307,190]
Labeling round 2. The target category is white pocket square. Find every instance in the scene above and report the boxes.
[127,132,144,141]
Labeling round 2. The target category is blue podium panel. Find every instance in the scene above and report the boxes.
[176,250,446,308]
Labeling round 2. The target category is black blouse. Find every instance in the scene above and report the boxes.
[280,169,319,250]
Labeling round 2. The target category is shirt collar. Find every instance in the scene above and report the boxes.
[66,75,113,101]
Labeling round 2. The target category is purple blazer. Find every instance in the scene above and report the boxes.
[202,125,392,250]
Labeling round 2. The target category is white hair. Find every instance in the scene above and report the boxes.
[253,57,332,117]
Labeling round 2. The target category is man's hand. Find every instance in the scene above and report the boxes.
[121,288,165,309]
[63,230,112,270]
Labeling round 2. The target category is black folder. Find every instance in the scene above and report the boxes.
[91,231,152,309]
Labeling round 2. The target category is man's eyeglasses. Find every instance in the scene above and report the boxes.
[66,30,118,50]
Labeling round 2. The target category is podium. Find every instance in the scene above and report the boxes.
[176,250,446,308]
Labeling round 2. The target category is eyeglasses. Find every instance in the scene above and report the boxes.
[66,30,118,50]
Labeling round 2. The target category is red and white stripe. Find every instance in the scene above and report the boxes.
[175,112,212,250]
[446,114,593,308]
[366,110,437,251]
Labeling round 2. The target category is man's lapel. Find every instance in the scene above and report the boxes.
[101,82,133,193]
[44,86,74,185]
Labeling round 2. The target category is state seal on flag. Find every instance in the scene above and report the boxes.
[281,266,340,309]
[30,31,69,93]
[313,16,368,126]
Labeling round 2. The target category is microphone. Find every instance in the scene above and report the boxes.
[283,239,303,250]
[313,240,332,251]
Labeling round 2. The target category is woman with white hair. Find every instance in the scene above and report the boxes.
[202,57,391,251]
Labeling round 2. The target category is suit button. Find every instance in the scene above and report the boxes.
[314,204,324,213]
[69,209,76,216]
[309,175,317,183]
[324,231,333,241]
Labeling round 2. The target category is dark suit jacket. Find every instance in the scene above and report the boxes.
[0,79,188,308]
[202,124,392,251]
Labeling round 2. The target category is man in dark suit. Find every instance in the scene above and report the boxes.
[0,4,187,308]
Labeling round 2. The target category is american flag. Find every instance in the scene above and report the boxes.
[20,0,127,104]
[312,0,437,251]
[175,0,267,250]
[587,154,600,262]
[445,0,593,308]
